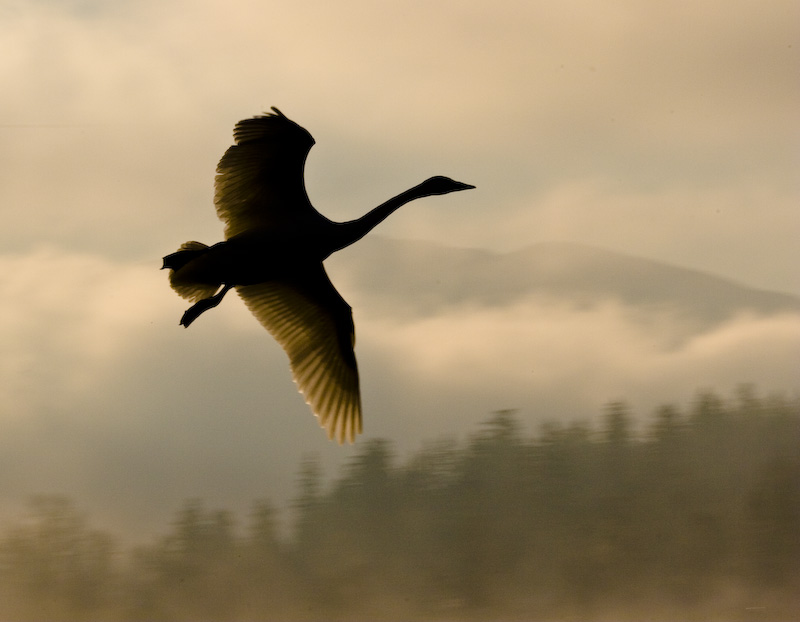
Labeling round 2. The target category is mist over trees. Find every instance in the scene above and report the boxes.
[1,386,798,620]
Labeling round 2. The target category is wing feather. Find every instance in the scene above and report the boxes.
[237,267,362,443]
[214,108,321,239]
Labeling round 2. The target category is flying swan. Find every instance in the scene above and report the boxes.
[163,108,474,443]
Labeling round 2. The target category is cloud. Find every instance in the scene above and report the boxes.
[0,248,169,417]
[5,0,797,157]
[465,178,800,294]
[2,0,797,292]
[358,298,800,433]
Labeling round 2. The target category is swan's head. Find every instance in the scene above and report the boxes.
[418,176,475,196]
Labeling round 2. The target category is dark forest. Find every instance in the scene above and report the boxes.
[1,386,798,620]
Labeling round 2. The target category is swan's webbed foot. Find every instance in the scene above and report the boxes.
[179,284,233,328]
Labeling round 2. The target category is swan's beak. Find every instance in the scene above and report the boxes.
[452,181,476,191]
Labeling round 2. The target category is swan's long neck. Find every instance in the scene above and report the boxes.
[326,184,431,256]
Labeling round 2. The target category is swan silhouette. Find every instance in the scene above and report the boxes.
[163,108,474,443]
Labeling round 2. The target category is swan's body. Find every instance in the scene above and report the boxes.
[163,108,473,443]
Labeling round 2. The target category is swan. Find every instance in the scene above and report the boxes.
[163,108,474,443]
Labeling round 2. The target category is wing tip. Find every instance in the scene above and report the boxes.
[231,107,310,146]
[292,378,362,445]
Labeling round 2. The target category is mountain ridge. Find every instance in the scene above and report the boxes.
[327,237,800,328]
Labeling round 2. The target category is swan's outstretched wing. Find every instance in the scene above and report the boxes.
[237,266,362,443]
[215,108,323,239]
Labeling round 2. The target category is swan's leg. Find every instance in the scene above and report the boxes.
[180,284,233,328]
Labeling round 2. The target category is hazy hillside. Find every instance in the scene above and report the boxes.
[329,237,800,328]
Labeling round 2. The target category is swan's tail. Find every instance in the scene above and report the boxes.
[162,241,220,303]
[162,241,208,271]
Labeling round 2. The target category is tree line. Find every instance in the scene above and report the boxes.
[1,386,798,620]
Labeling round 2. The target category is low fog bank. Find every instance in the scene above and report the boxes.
[1,244,799,540]
[1,387,797,620]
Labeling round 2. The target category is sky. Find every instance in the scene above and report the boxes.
[1,0,798,537]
